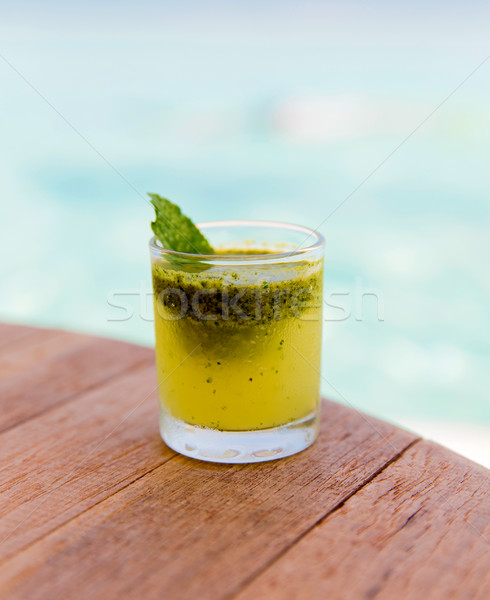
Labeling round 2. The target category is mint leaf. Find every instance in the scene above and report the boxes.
[149,194,214,255]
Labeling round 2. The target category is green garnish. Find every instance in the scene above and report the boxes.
[149,193,214,254]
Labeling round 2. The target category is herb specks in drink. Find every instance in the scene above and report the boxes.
[152,265,321,325]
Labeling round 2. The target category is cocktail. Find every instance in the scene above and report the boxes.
[149,197,324,463]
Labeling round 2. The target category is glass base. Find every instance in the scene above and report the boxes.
[159,409,320,464]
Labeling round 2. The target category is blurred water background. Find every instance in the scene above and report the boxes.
[1,1,489,464]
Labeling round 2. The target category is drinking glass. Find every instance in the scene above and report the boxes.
[150,220,325,463]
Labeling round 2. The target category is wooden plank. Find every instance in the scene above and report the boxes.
[0,334,153,432]
[0,363,173,562]
[234,441,490,600]
[0,401,417,600]
[0,328,91,379]
[0,323,39,349]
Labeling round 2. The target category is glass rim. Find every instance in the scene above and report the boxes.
[149,219,325,263]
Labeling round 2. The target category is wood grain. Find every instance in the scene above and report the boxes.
[0,400,417,600]
[0,333,152,432]
[0,323,38,349]
[0,328,90,379]
[2,324,487,600]
[234,441,490,600]
[0,363,173,562]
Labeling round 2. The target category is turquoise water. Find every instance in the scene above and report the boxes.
[1,2,489,434]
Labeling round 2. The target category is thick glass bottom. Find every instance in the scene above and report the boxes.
[159,408,320,464]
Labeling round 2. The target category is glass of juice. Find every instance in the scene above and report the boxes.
[150,221,325,463]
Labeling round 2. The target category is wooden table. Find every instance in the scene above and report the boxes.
[0,322,489,600]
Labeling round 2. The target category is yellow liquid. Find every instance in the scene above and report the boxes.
[153,258,323,431]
